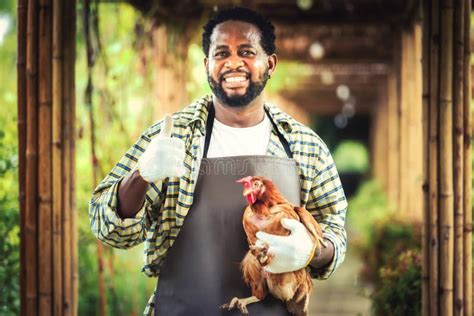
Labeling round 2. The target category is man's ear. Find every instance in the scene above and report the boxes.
[204,57,208,72]
[267,54,277,77]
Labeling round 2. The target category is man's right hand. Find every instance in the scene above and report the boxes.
[137,115,186,183]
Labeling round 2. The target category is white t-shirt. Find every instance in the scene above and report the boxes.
[199,114,272,158]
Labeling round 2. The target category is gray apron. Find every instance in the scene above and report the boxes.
[154,105,300,316]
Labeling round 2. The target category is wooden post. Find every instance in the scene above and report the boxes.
[25,0,39,314]
[411,21,423,222]
[387,35,400,210]
[439,1,454,315]
[399,29,409,216]
[421,1,431,314]
[428,0,441,314]
[38,0,53,313]
[152,23,193,118]
[462,1,472,315]
[452,1,465,315]
[52,0,64,314]
[19,0,77,314]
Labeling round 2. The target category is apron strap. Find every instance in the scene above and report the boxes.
[202,103,293,159]
[264,107,293,159]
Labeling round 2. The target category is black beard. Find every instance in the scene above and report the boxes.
[207,71,269,108]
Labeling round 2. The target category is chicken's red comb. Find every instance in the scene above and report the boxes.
[236,176,253,184]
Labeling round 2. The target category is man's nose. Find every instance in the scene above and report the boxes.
[224,53,244,69]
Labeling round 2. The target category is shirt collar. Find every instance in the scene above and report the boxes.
[187,95,293,135]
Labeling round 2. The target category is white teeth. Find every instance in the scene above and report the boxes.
[225,76,246,83]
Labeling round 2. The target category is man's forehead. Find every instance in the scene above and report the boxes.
[210,20,262,47]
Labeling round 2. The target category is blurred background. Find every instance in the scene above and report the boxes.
[1,0,473,315]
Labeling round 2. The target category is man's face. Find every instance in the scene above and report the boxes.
[205,20,277,107]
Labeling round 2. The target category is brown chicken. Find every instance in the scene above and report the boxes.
[221,176,326,315]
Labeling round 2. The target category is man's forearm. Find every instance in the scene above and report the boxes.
[117,169,148,218]
[309,238,335,269]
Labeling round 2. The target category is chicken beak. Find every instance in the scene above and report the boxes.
[236,176,257,204]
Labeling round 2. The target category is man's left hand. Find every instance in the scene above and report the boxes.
[255,218,316,274]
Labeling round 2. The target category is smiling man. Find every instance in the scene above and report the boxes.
[89,7,347,316]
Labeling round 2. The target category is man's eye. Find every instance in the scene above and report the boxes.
[241,50,255,56]
[215,51,228,57]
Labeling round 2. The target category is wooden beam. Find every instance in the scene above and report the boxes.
[52,0,64,313]
[439,0,454,314]
[452,1,465,314]
[428,0,440,314]
[25,0,39,313]
[422,0,431,314]
[462,1,472,315]
[38,0,53,313]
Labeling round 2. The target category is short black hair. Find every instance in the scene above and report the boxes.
[202,7,276,57]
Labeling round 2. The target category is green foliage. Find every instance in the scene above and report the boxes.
[359,217,422,284]
[0,2,19,315]
[265,61,312,93]
[76,4,157,315]
[187,43,212,101]
[347,180,390,248]
[332,140,369,173]
[348,180,421,315]
[372,250,422,316]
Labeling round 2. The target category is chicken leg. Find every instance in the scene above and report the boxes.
[220,296,260,314]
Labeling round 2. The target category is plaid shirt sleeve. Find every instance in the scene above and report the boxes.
[305,141,348,280]
[88,122,163,249]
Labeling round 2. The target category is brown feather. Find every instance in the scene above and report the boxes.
[238,176,324,315]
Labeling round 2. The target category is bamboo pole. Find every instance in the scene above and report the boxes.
[68,3,78,313]
[439,1,454,315]
[25,0,39,314]
[387,33,400,210]
[386,68,398,205]
[399,29,410,216]
[378,84,389,192]
[429,0,440,314]
[38,0,53,314]
[452,1,465,315]
[421,0,431,314]
[52,0,63,314]
[462,1,472,315]
[62,1,75,314]
[17,0,28,314]
[409,21,423,222]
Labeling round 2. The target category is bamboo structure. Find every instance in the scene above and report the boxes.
[429,0,440,314]
[18,0,77,315]
[422,0,472,315]
[462,1,472,314]
[151,23,194,119]
[15,0,472,315]
[381,21,424,220]
[25,0,39,314]
[452,1,464,315]
[421,1,430,314]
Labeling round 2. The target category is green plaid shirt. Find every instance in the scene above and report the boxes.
[89,95,347,315]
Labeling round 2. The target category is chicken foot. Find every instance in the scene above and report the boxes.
[220,296,260,314]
